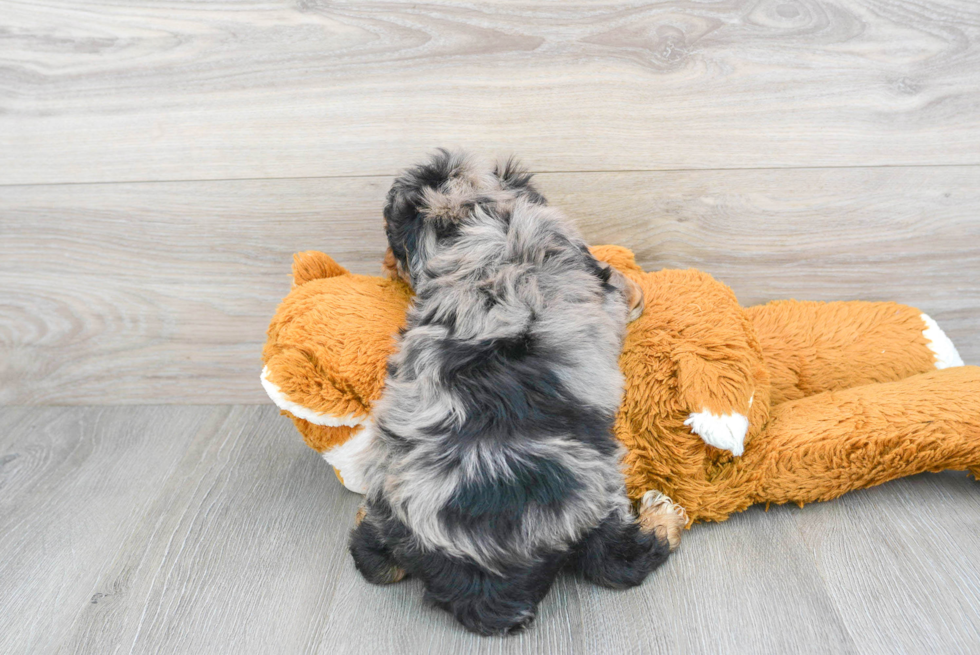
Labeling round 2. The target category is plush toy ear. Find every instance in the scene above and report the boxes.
[590,245,643,274]
[292,251,348,285]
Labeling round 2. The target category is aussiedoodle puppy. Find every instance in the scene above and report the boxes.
[349,149,683,635]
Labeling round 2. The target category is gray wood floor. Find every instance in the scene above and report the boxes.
[3,1,980,653]
[1,405,978,654]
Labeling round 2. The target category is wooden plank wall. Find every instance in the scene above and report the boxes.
[1,0,978,404]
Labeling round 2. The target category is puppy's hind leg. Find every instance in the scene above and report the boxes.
[349,506,407,585]
[570,498,682,589]
[420,552,565,636]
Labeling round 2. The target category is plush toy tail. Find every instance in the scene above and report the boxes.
[746,366,980,508]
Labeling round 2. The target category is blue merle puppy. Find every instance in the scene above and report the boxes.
[349,150,681,636]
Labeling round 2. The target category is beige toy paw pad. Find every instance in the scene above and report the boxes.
[639,490,688,552]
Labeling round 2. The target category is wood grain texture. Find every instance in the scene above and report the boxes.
[3,2,977,651]
[2,166,977,404]
[0,405,228,654]
[2,405,978,654]
[795,473,980,652]
[0,175,392,405]
[56,406,357,655]
[2,0,980,184]
[573,508,858,655]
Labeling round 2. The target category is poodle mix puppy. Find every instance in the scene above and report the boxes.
[349,150,682,635]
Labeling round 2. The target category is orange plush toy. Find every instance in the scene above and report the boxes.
[262,246,980,525]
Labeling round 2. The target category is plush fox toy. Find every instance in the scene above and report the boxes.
[262,246,980,525]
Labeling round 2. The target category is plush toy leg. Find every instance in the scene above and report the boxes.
[745,366,980,509]
[746,300,962,405]
[638,490,688,550]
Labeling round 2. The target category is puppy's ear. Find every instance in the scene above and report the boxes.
[494,156,547,205]
[604,265,645,323]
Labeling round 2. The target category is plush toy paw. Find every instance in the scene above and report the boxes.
[684,409,750,456]
[638,490,688,551]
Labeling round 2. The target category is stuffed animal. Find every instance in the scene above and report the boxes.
[261,246,980,524]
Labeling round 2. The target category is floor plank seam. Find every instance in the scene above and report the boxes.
[2,161,980,189]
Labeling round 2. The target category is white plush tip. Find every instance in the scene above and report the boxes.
[684,409,749,456]
[920,314,965,369]
[321,420,375,494]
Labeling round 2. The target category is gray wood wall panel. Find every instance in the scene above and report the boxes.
[2,0,980,184]
[2,405,978,654]
[2,167,977,404]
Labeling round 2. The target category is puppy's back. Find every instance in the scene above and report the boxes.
[369,195,632,572]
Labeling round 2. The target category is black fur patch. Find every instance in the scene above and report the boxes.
[351,497,579,635]
[570,512,671,589]
[417,550,566,636]
[349,517,404,585]
[433,332,618,453]
[438,453,583,541]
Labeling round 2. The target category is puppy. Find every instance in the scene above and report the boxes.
[349,150,681,635]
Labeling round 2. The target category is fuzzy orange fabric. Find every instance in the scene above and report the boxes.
[262,251,409,421]
[746,300,936,405]
[262,247,980,523]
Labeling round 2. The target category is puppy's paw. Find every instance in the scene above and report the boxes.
[638,490,687,552]
[379,566,408,584]
[349,512,408,585]
[451,602,537,637]
[351,545,408,585]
